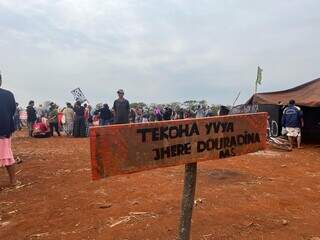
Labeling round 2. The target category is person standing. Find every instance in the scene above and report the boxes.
[129,108,136,123]
[142,110,149,123]
[218,106,230,116]
[73,101,86,137]
[14,102,22,131]
[154,107,163,121]
[196,105,206,118]
[83,103,93,136]
[87,105,93,126]
[63,103,75,136]
[57,109,63,131]
[136,108,143,123]
[48,103,61,136]
[177,108,184,119]
[163,107,173,120]
[113,89,130,124]
[26,100,37,137]
[282,99,304,149]
[205,107,214,117]
[37,104,45,118]
[0,74,18,186]
[99,104,113,126]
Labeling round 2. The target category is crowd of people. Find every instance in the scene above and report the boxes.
[22,89,130,138]
[18,89,220,139]
[0,87,133,187]
[127,104,216,123]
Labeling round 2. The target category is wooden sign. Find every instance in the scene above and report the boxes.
[90,113,267,180]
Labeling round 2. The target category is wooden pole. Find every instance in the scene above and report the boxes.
[178,162,198,240]
[230,91,241,111]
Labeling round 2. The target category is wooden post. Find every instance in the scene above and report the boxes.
[178,162,198,240]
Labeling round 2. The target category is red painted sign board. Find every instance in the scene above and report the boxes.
[90,113,267,180]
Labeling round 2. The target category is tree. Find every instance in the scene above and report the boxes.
[130,102,147,109]
[199,100,208,107]
[183,100,197,110]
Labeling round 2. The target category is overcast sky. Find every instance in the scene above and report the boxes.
[0,0,319,107]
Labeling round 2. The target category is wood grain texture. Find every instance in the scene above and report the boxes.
[90,113,267,180]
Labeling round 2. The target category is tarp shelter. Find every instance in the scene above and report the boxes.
[244,78,320,140]
[246,78,320,107]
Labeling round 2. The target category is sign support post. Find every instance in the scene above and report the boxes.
[178,162,198,240]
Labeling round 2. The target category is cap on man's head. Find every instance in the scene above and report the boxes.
[289,99,295,105]
[117,89,124,94]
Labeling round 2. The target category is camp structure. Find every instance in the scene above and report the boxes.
[232,78,320,140]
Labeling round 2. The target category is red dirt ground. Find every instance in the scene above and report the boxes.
[1,130,320,240]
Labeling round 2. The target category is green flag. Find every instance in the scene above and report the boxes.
[256,66,263,85]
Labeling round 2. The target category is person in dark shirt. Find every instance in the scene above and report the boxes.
[48,103,61,137]
[0,75,18,186]
[73,101,86,137]
[129,108,136,123]
[113,89,130,124]
[163,107,173,120]
[99,104,113,126]
[282,99,304,149]
[218,105,230,116]
[26,100,37,136]
[177,108,185,119]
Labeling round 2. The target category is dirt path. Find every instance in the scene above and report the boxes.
[1,131,320,240]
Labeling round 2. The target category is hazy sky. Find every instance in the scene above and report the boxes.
[0,0,319,107]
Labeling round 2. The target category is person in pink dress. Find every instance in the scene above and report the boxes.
[0,73,17,186]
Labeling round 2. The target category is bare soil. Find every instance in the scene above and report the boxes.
[1,130,320,240]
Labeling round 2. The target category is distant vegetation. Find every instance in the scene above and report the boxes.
[129,100,226,116]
